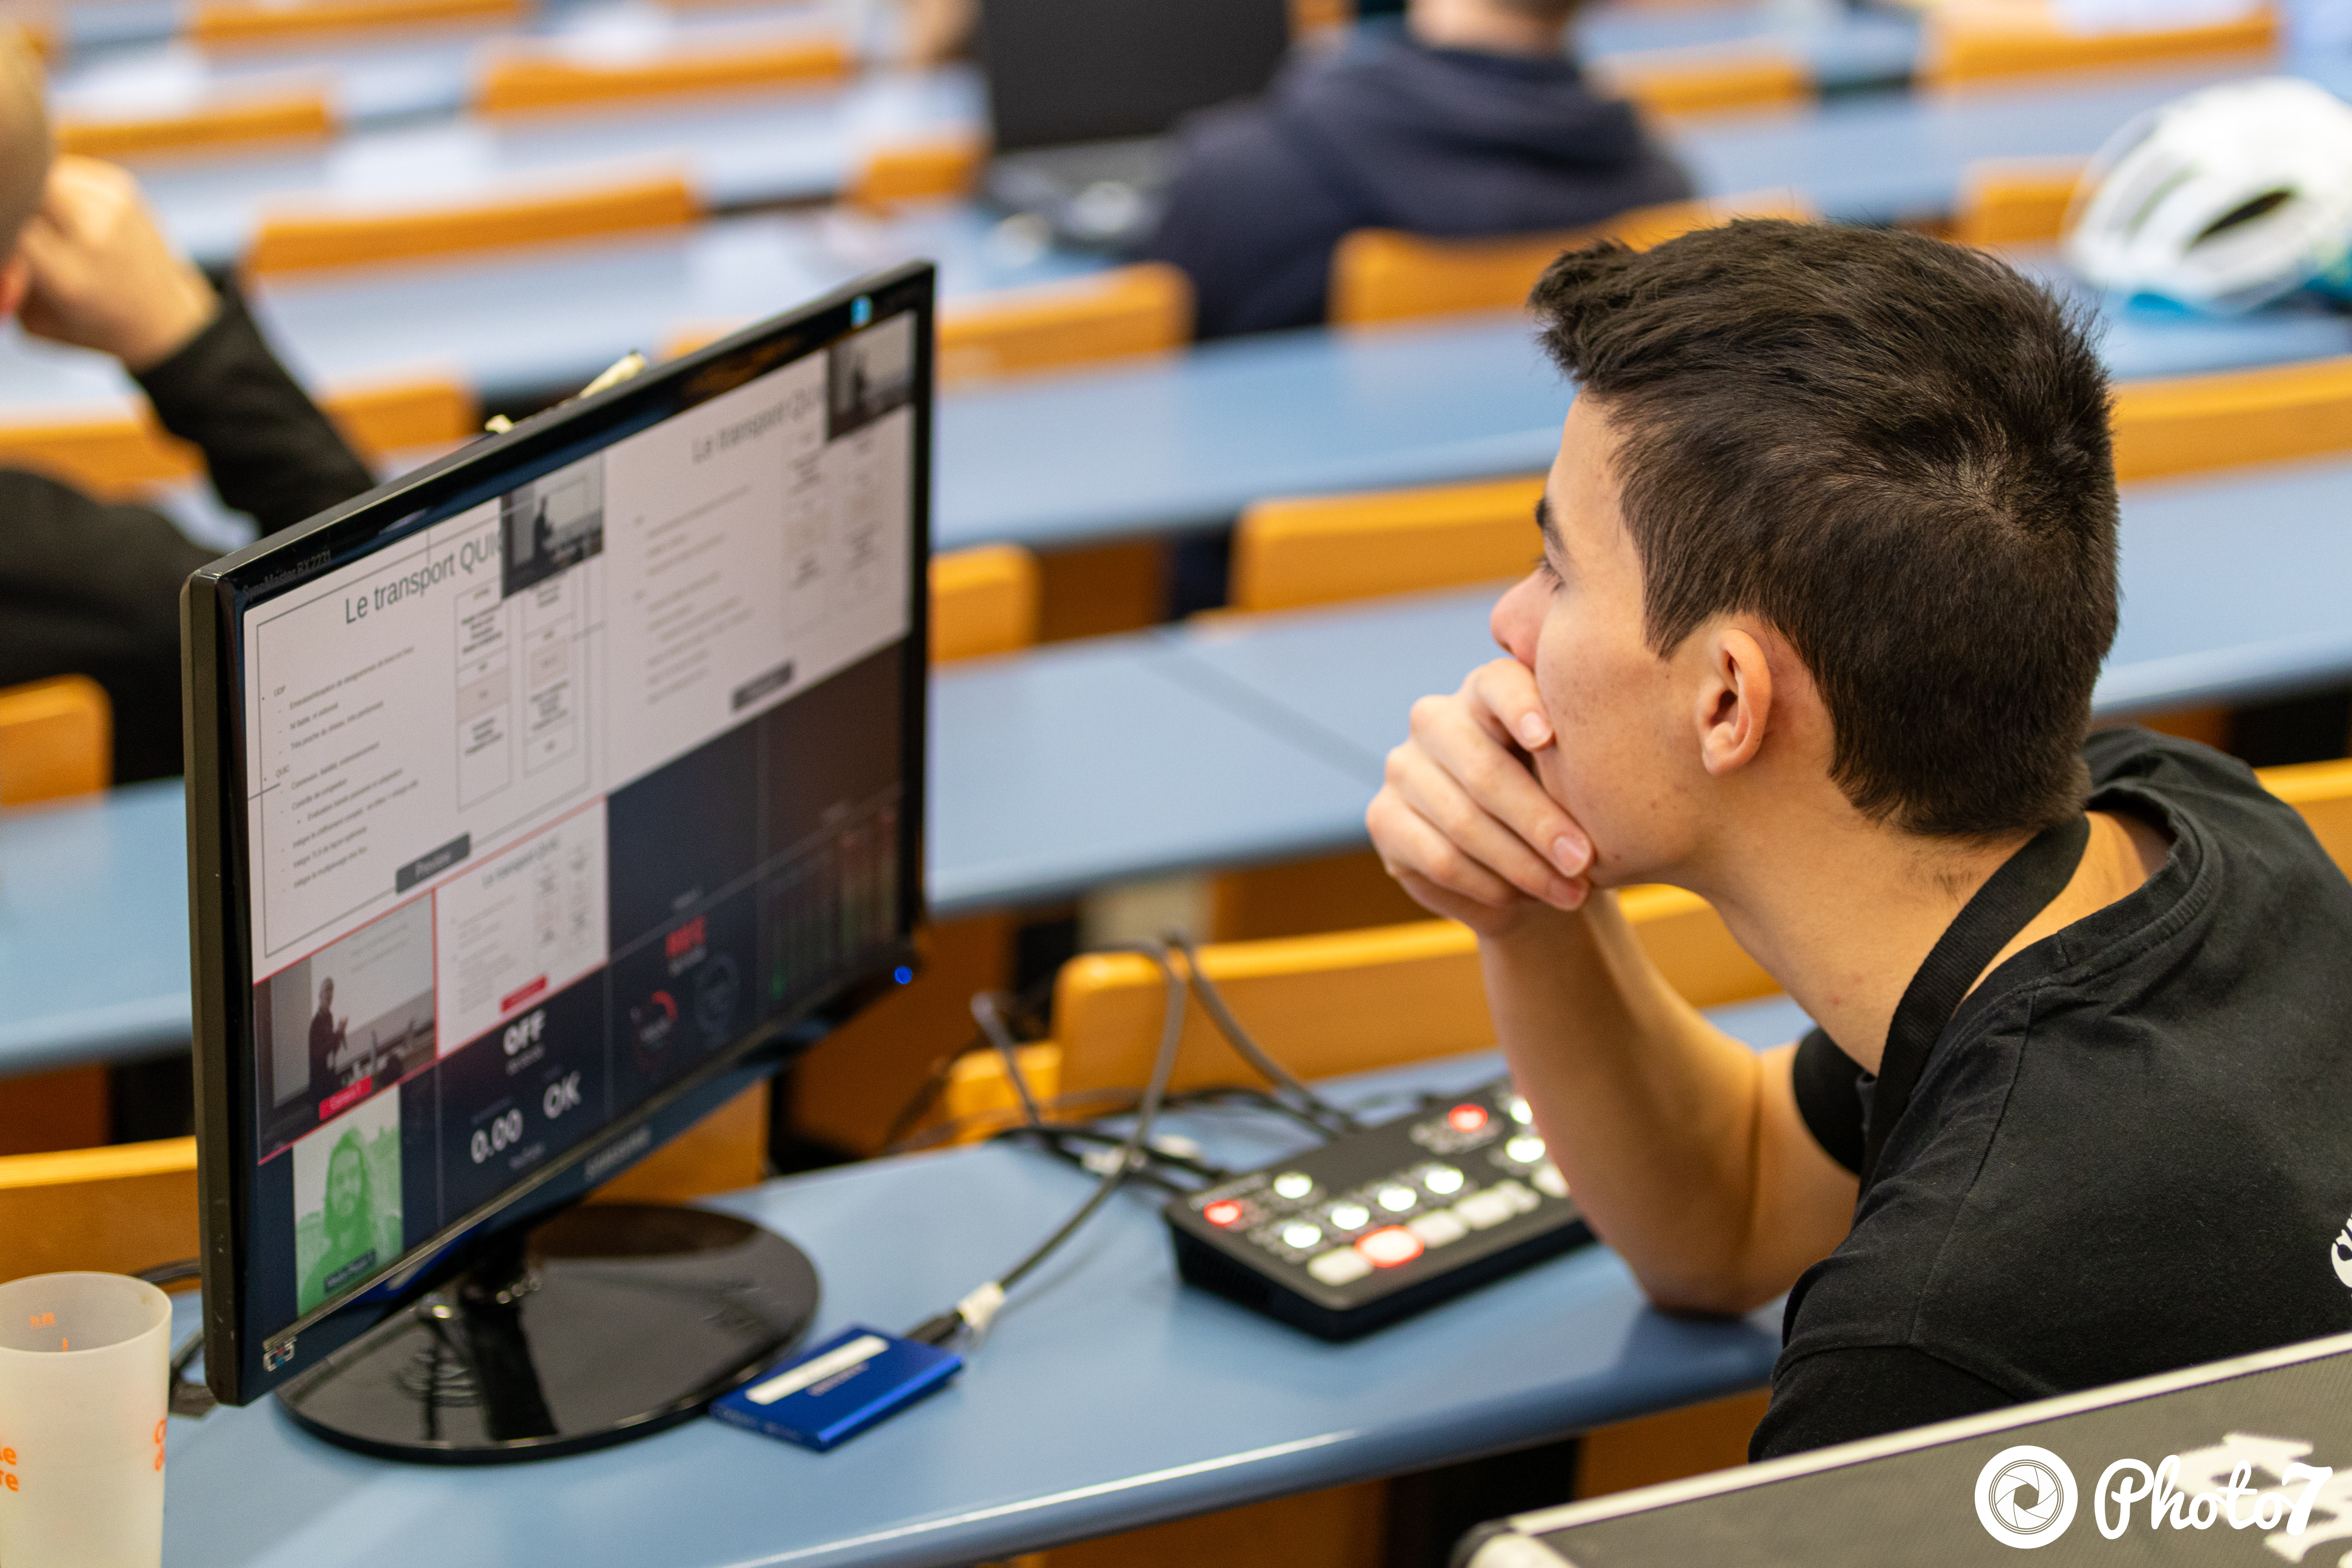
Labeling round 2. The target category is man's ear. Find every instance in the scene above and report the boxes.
[0,251,29,321]
[1693,624,1773,777]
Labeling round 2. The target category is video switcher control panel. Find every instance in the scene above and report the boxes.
[1162,1078,1591,1339]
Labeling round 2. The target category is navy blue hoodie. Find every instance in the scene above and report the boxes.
[1140,22,1693,338]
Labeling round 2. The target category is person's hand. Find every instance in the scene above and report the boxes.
[1366,657,1593,937]
[15,156,216,372]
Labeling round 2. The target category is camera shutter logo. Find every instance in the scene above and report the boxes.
[1976,1445,2079,1547]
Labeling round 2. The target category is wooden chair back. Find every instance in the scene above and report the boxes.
[1231,473,1542,613]
[1328,189,1809,328]
[2112,356,2352,483]
[1593,46,1811,119]
[474,33,848,117]
[0,1138,197,1282]
[931,543,1042,663]
[2258,758,2352,875]
[0,376,476,499]
[246,174,699,276]
[0,676,110,806]
[1952,157,2086,246]
[56,92,335,163]
[936,264,1193,386]
[846,135,986,212]
[1918,1,2276,88]
[1048,885,1774,1096]
[192,0,525,50]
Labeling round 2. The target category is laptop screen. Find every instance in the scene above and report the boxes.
[982,0,1293,154]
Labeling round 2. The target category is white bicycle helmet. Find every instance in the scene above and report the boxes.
[2065,76,2352,313]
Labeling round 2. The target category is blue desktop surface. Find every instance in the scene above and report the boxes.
[1578,0,1919,87]
[160,1025,1801,1568]
[0,777,195,1072]
[925,636,1379,917]
[934,316,1570,552]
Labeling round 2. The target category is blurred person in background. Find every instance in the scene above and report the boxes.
[0,34,374,784]
[1140,0,1692,338]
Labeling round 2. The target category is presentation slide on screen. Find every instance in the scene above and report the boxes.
[240,331,913,1203]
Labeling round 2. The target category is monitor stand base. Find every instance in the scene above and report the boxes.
[277,1203,819,1463]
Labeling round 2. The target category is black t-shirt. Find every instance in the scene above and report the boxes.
[1753,728,2352,1460]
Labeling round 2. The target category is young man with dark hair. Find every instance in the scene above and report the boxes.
[1137,0,1691,339]
[1366,218,2352,1457]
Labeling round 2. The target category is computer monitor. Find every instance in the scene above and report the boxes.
[979,0,1292,247]
[181,263,934,1461]
[981,0,1292,154]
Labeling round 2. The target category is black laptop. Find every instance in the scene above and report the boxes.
[979,0,1293,250]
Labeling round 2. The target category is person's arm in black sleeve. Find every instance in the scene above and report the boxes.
[131,289,374,536]
[1750,1347,2018,1460]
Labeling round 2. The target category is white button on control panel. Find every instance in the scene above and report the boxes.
[1453,1188,1516,1229]
[1308,1248,1375,1286]
[1377,1185,1417,1213]
[1422,1164,1464,1196]
[1533,1163,1568,1199]
[1408,1209,1468,1248]
[1281,1221,1323,1250]
[1328,1202,1371,1231]
[1272,1171,1314,1201]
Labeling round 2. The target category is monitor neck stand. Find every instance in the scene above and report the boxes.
[277,1203,819,1463]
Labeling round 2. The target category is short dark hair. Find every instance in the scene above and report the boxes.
[1528,220,2118,839]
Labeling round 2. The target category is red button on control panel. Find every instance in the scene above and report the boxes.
[1356,1227,1425,1269]
[1203,1200,1246,1228]
[1446,1104,1489,1133]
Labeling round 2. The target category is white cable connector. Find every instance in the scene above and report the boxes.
[956,1281,1006,1347]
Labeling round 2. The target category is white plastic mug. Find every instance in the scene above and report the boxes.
[0,1272,172,1568]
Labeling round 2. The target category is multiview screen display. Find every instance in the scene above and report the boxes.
[225,301,923,1352]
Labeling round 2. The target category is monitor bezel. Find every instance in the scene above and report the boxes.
[182,262,935,1407]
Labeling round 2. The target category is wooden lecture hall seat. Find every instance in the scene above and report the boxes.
[0,377,480,499]
[472,31,851,118]
[1593,46,1812,121]
[847,136,988,212]
[934,264,1194,387]
[1917,0,2278,88]
[190,0,526,50]
[1327,191,1810,329]
[243,174,701,277]
[1951,156,2086,247]
[56,92,337,164]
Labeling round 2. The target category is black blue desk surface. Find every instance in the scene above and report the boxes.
[160,1015,1803,1568]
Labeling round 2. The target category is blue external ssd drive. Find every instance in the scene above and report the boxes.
[711,1325,963,1451]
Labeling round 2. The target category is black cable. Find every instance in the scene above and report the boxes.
[905,940,1189,1346]
[997,942,1185,1294]
[1166,932,1364,1134]
[971,991,1045,1128]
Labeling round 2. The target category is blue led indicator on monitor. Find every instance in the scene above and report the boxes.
[852,296,873,327]
[894,966,914,985]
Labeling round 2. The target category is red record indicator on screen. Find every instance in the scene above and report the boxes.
[1446,1103,1489,1133]
[1356,1227,1424,1269]
[1203,1200,1246,1228]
